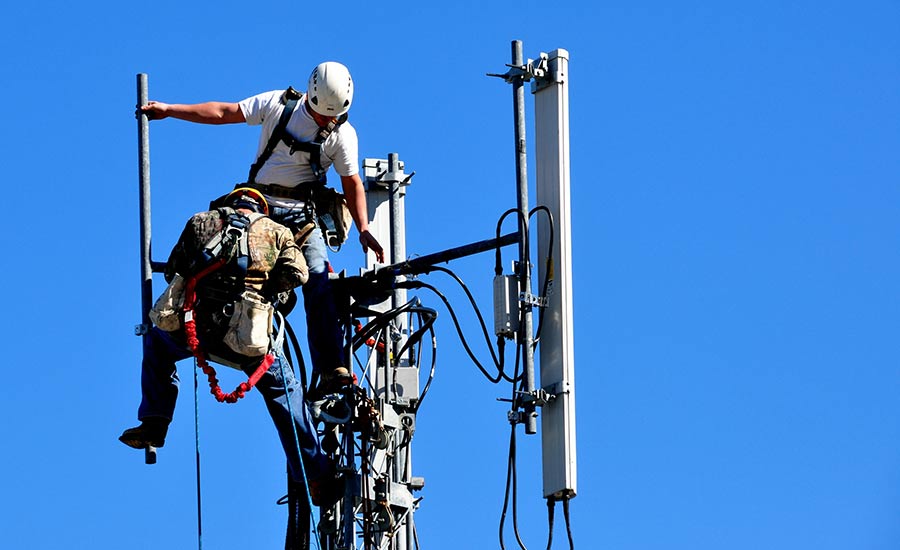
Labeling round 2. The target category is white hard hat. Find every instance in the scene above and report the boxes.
[307,61,354,117]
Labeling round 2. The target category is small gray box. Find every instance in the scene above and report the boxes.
[393,367,419,401]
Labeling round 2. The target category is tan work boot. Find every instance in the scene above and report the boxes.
[322,366,353,388]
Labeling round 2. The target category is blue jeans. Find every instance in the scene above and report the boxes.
[137,327,330,482]
[299,227,346,375]
[269,200,345,376]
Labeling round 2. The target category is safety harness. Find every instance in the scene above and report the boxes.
[181,208,277,403]
[246,87,347,186]
[198,207,262,277]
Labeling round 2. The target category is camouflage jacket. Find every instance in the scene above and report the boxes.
[165,207,308,298]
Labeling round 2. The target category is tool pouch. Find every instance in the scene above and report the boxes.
[313,186,352,250]
[149,274,186,332]
[224,291,274,356]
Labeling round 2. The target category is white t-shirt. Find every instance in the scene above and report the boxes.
[239,90,359,186]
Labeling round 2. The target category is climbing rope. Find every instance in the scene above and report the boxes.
[193,358,204,550]
[278,351,321,550]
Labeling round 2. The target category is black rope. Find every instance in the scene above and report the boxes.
[192,360,203,550]
[499,339,524,550]
[352,298,418,351]
[283,317,309,393]
[508,290,535,550]
[510,425,527,550]
[498,425,514,550]
[411,324,437,414]
[277,352,319,550]
[495,208,521,275]
[528,206,555,344]
[545,499,555,550]
[428,266,517,382]
[563,497,575,549]
[395,306,438,361]
[360,432,373,549]
[405,281,506,384]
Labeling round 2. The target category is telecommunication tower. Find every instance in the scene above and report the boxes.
[134,39,575,550]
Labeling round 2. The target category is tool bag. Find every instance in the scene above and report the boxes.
[223,290,274,357]
[311,185,353,249]
[149,273,186,332]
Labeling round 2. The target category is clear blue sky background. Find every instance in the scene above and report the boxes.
[1,1,898,549]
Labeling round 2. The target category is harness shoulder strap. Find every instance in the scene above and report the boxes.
[200,207,261,277]
[224,210,264,277]
[247,88,301,185]
[279,102,349,184]
[315,112,348,143]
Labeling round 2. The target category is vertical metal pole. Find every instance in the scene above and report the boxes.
[386,153,401,407]
[387,152,401,421]
[511,41,538,435]
[405,444,415,547]
[387,152,411,550]
[137,74,153,331]
[388,153,406,316]
[341,439,355,549]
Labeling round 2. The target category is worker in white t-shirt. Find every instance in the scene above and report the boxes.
[140,61,384,390]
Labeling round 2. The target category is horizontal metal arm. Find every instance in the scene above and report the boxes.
[370,231,519,279]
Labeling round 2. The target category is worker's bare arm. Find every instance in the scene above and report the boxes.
[341,174,385,262]
[140,101,246,124]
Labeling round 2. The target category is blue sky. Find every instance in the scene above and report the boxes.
[1,1,898,549]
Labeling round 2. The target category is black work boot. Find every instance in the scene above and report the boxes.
[118,418,169,449]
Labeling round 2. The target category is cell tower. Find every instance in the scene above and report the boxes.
[134,39,575,550]
[304,41,576,549]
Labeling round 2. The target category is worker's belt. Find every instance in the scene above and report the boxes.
[229,181,319,234]
[242,182,316,202]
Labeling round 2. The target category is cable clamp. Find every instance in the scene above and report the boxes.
[524,388,556,407]
[542,381,571,399]
[487,53,549,84]
[507,409,526,425]
[505,389,557,409]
